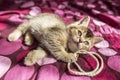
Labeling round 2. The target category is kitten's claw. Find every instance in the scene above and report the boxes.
[8,30,22,41]
[65,53,78,63]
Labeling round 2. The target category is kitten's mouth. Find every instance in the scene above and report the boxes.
[73,39,81,47]
[71,38,82,47]
[79,39,82,43]
[77,39,82,47]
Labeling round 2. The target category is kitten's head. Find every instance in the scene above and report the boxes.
[67,16,103,52]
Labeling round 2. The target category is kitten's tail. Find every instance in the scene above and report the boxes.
[8,22,30,41]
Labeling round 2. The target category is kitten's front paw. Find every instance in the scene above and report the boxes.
[8,30,22,41]
[65,53,78,63]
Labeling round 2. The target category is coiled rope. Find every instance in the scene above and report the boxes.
[67,50,104,77]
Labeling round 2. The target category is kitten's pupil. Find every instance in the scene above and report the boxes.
[78,30,82,36]
[84,41,89,45]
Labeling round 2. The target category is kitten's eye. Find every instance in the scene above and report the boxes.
[78,30,82,36]
[84,41,89,45]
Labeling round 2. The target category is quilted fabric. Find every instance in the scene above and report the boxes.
[0,0,120,80]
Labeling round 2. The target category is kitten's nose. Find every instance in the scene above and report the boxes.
[79,39,82,43]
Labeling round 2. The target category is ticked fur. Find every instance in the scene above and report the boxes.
[8,13,103,66]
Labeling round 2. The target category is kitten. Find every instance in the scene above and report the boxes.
[8,13,102,66]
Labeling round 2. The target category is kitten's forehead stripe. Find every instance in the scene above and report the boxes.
[86,29,93,37]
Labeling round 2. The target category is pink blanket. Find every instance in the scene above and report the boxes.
[0,0,120,80]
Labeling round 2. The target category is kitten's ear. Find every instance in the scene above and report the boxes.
[94,37,104,43]
[79,16,90,27]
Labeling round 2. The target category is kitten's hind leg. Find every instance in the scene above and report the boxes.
[24,31,34,46]
[8,22,29,41]
[24,47,48,66]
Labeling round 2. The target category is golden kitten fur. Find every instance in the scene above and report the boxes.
[8,13,102,66]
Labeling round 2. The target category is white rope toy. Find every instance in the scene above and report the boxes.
[67,50,104,77]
